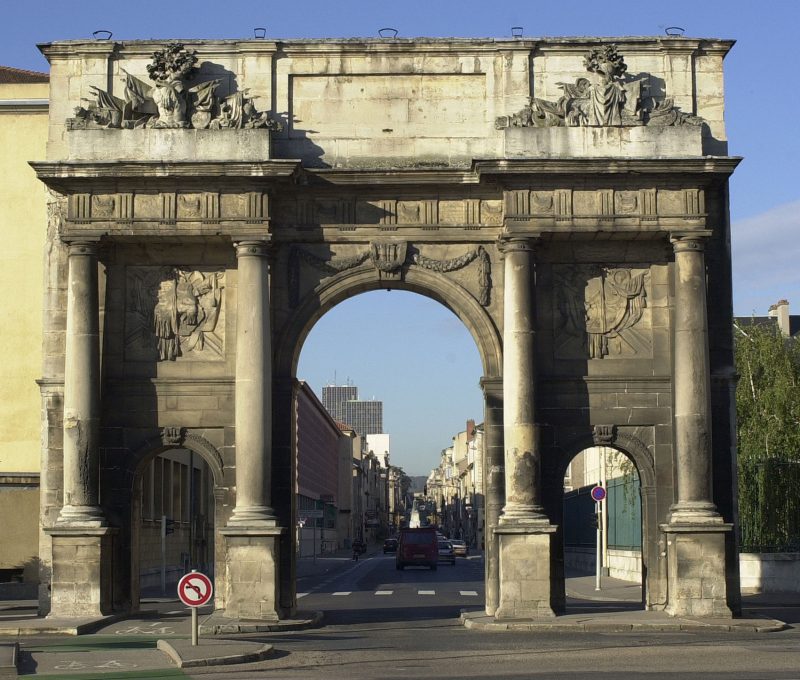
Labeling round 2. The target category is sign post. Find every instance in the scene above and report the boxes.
[590,485,606,592]
[177,570,213,646]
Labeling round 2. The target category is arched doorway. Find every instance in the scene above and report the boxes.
[129,435,225,611]
[562,445,644,612]
[272,265,503,617]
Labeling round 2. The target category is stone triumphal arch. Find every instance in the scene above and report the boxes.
[34,36,740,622]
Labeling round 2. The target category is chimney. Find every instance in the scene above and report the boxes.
[768,299,791,337]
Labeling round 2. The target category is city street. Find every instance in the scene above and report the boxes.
[4,551,800,678]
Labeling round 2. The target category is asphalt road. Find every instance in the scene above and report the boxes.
[8,553,800,678]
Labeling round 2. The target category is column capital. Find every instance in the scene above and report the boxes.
[480,375,503,397]
[65,241,100,257]
[234,240,272,258]
[497,234,538,254]
[670,231,710,253]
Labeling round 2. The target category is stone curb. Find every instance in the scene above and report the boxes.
[198,610,323,635]
[0,611,145,637]
[0,642,18,677]
[460,611,787,633]
[157,639,274,669]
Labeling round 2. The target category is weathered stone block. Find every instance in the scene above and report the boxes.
[505,126,703,159]
[495,525,557,620]
[221,528,284,622]
[67,129,272,162]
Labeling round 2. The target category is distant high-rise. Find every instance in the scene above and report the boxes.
[321,384,358,421]
[321,384,383,439]
[340,399,383,438]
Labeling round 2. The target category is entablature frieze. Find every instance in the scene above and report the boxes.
[33,157,739,239]
[62,189,272,239]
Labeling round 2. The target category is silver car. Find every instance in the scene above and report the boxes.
[437,540,456,565]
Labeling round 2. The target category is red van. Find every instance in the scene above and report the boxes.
[396,527,438,571]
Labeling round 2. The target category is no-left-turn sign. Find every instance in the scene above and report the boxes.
[177,571,213,607]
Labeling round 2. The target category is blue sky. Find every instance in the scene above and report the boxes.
[4,1,799,475]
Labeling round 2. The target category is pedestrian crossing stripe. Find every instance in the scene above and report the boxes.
[418,590,435,595]
[374,590,393,595]
[332,591,351,596]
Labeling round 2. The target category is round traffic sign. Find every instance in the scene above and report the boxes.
[177,571,213,607]
[590,485,607,502]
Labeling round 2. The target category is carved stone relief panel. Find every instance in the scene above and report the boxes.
[553,264,652,360]
[287,242,491,307]
[125,266,226,362]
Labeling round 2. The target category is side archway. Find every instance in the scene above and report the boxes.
[128,430,227,611]
[552,427,658,611]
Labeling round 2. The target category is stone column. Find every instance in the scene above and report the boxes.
[58,242,104,526]
[480,376,503,616]
[46,241,116,618]
[221,240,284,622]
[494,235,555,620]
[671,235,720,523]
[228,241,276,526]
[498,236,546,522]
[663,233,731,618]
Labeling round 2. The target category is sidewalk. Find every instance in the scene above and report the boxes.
[464,570,794,633]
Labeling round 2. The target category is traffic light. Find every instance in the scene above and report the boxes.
[165,519,176,535]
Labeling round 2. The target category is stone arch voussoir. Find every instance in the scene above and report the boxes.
[557,425,656,490]
[275,263,502,379]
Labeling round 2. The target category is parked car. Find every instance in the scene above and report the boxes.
[438,540,456,565]
[351,539,367,555]
[383,538,398,554]
[396,527,438,570]
[450,539,467,557]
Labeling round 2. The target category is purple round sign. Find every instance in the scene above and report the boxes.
[590,485,606,502]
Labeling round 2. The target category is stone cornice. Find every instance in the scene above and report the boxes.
[38,40,280,62]
[31,160,302,190]
[31,158,740,193]
[37,37,735,60]
[474,157,742,178]
[305,167,480,186]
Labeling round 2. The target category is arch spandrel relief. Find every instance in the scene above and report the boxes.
[125,266,226,362]
[553,264,652,360]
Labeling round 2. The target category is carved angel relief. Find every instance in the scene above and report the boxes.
[496,44,702,129]
[554,265,651,360]
[68,43,283,131]
[126,267,225,362]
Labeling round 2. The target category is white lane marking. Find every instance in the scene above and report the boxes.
[297,593,309,599]
[460,590,479,596]
[374,590,393,595]
[332,591,351,596]
[418,590,435,595]
[166,610,183,615]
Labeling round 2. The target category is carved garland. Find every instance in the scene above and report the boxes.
[288,244,492,308]
[413,246,491,306]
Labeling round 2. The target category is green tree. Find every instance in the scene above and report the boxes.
[734,321,800,551]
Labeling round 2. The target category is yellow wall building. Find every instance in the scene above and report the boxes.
[0,66,49,593]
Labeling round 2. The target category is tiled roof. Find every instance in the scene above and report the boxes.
[0,66,49,84]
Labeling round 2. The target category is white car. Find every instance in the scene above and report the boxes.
[450,539,468,557]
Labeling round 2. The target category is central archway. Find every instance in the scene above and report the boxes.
[271,263,503,615]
